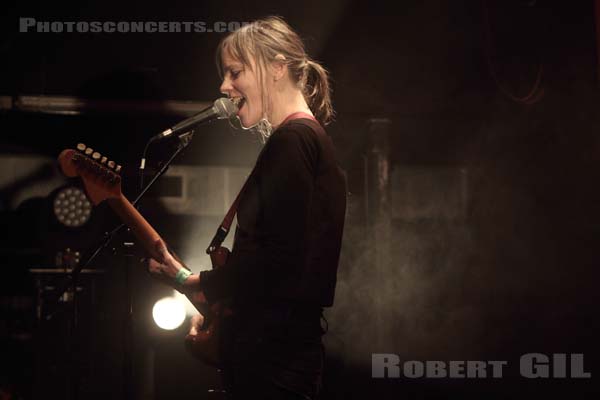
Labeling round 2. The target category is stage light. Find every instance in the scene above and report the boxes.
[152,297,186,330]
[52,186,92,228]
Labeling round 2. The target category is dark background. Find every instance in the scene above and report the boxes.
[1,0,600,399]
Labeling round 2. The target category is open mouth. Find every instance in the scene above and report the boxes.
[231,97,246,113]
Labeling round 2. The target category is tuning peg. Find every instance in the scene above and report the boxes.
[92,152,101,161]
[100,156,108,164]
[115,165,122,174]
[107,160,116,169]
[76,143,87,152]
[85,148,93,156]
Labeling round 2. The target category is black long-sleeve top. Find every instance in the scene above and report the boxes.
[198,118,346,307]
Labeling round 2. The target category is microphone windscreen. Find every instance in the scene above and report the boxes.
[214,97,239,119]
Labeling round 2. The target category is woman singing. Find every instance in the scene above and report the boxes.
[149,16,346,399]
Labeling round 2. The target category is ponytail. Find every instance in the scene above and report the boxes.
[304,60,334,126]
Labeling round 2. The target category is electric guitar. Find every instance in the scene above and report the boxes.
[58,143,226,367]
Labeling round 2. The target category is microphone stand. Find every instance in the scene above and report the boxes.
[45,131,195,400]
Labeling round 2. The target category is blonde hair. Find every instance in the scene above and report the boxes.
[216,16,334,139]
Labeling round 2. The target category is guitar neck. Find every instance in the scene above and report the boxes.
[107,194,166,262]
[58,145,193,275]
[106,193,205,310]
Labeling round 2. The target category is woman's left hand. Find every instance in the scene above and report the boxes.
[147,239,185,280]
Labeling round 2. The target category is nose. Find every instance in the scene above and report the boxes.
[220,76,233,97]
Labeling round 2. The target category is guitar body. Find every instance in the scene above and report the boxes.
[58,145,229,368]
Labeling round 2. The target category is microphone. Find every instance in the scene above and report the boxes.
[150,97,239,142]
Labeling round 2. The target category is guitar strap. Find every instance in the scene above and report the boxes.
[205,112,318,255]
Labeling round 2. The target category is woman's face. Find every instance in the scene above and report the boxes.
[219,51,264,128]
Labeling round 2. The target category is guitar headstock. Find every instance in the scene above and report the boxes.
[58,143,122,205]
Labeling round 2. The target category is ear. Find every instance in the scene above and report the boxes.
[271,54,287,81]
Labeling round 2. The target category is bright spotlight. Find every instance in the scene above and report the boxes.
[152,297,186,330]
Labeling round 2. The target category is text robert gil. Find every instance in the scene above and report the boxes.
[372,353,591,379]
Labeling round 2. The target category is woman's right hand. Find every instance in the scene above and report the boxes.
[188,313,205,336]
